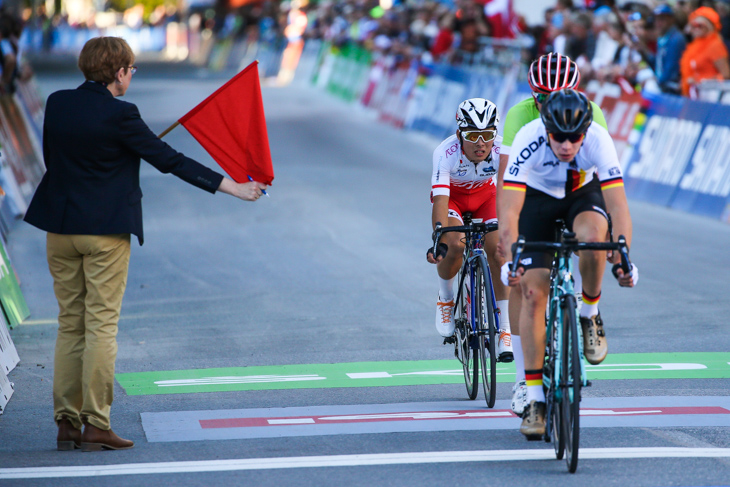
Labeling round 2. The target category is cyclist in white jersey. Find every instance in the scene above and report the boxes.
[498,90,638,439]
[497,52,609,417]
[427,98,513,362]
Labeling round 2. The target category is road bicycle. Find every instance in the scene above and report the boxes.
[510,223,631,473]
[430,212,503,408]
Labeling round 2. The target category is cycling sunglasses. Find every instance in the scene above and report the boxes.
[461,129,497,143]
[533,92,549,104]
[549,132,585,143]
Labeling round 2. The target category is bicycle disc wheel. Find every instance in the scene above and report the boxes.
[455,267,478,400]
[560,294,581,473]
[476,255,497,408]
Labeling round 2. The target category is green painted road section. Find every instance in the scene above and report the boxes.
[116,352,730,396]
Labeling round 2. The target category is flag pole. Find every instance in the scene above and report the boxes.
[158,121,180,139]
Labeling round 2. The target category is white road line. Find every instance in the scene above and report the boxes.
[2,448,729,479]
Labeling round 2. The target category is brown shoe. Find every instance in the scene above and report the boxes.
[580,313,608,365]
[520,400,546,440]
[80,424,134,451]
[57,418,81,451]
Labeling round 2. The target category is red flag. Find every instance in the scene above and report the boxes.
[179,62,274,185]
[482,0,517,39]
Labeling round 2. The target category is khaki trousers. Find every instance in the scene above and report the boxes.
[47,233,130,431]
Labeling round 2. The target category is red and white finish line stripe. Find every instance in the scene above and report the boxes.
[2,448,730,479]
[141,397,730,442]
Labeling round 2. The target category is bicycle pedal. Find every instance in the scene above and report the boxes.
[586,380,592,387]
[524,434,543,442]
[443,336,455,345]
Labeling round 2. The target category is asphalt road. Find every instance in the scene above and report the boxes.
[0,65,729,486]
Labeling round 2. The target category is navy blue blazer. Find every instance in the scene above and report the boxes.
[24,81,224,245]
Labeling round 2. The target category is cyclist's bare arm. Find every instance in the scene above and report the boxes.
[497,188,525,266]
[602,185,633,263]
[496,153,509,219]
[431,195,449,231]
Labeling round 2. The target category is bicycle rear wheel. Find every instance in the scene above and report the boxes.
[476,254,497,408]
[560,294,581,473]
[455,266,478,400]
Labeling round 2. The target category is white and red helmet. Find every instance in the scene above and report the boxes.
[528,52,581,95]
[455,98,499,131]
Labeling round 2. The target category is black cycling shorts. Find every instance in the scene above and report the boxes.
[517,176,608,270]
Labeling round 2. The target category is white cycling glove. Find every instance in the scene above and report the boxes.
[627,263,639,286]
[500,262,511,287]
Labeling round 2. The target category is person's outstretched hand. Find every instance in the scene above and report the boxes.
[218,177,269,201]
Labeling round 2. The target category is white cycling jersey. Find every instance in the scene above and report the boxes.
[503,119,624,199]
[431,134,503,197]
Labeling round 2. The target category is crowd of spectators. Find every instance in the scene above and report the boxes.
[19,0,730,99]
[276,0,730,98]
[0,8,30,94]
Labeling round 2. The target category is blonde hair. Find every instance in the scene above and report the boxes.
[78,37,135,84]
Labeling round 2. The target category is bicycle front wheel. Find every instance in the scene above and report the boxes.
[560,294,581,473]
[476,254,497,408]
[546,306,564,459]
[455,267,478,400]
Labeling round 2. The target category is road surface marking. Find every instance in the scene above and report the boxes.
[2,448,729,479]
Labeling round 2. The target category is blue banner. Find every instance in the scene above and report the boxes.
[623,93,730,221]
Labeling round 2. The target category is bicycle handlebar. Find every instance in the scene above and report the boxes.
[429,220,498,260]
[509,235,632,280]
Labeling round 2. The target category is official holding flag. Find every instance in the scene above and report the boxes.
[24,36,269,452]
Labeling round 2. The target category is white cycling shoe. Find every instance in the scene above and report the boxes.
[435,297,455,337]
[511,379,528,416]
[497,330,514,362]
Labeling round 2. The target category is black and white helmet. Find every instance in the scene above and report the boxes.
[455,98,499,131]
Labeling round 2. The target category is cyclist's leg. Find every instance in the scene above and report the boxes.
[573,210,608,300]
[516,187,562,427]
[518,267,550,437]
[569,181,610,364]
[474,184,513,360]
[434,205,466,337]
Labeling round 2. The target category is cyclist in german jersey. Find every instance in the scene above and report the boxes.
[498,90,638,439]
[427,98,513,362]
[497,52,609,417]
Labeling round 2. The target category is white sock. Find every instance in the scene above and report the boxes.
[580,291,600,318]
[497,300,510,333]
[512,335,525,383]
[438,276,455,302]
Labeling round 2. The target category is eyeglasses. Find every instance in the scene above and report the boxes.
[689,22,708,30]
[533,92,549,104]
[461,129,497,143]
[129,66,138,75]
[549,132,585,143]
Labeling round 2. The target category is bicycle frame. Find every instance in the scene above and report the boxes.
[545,249,587,404]
[510,228,631,473]
[431,216,501,406]
[454,232,501,346]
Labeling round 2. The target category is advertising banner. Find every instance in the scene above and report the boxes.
[0,310,18,374]
[0,238,30,328]
[0,366,13,414]
[621,91,730,221]
[585,81,647,163]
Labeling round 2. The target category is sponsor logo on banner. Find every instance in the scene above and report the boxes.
[679,125,730,197]
[627,115,703,185]
[585,81,645,160]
